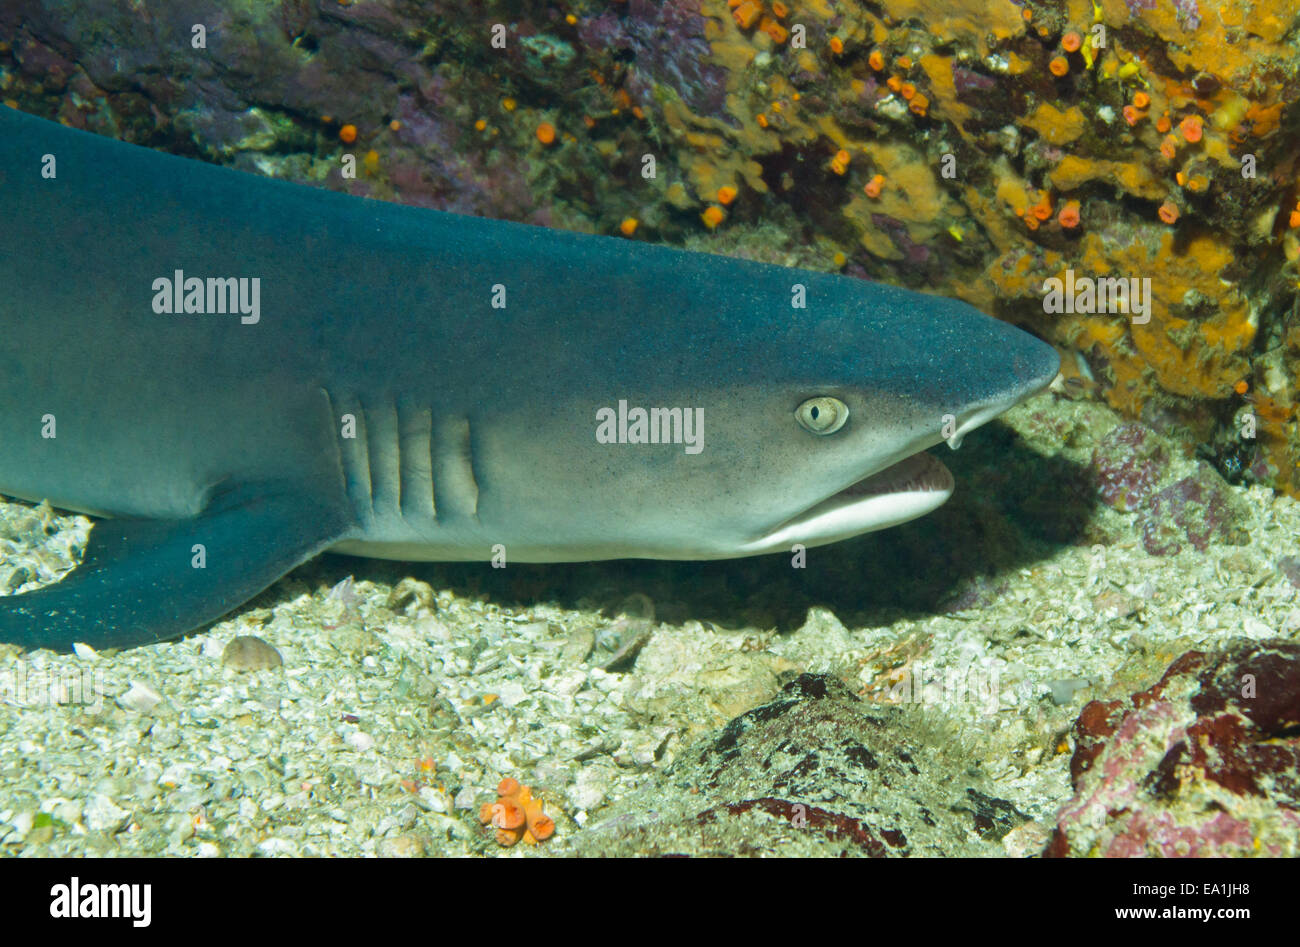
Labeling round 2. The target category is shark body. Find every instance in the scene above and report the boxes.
[0,107,1058,651]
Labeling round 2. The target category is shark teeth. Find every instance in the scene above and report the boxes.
[836,451,955,500]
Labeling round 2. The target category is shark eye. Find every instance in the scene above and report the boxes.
[795,396,849,435]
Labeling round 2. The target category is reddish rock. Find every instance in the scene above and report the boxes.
[1091,423,1170,512]
[1138,468,1250,556]
[1048,641,1300,857]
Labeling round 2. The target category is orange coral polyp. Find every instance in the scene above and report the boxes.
[484,779,556,847]
[1180,115,1203,143]
[495,827,523,846]
[497,778,521,798]
[759,16,789,44]
[529,813,556,841]
[492,801,526,831]
[1061,32,1082,53]
[1058,201,1081,229]
[733,0,762,29]
[1049,57,1069,77]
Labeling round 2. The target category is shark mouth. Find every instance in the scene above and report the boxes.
[742,451,955,553]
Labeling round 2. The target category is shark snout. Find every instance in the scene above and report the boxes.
[1010,328,1062,401]
[938,320,1060,448]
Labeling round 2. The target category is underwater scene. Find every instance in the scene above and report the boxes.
[0,0,1298,866]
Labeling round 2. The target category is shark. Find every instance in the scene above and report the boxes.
[0,106,1059,651]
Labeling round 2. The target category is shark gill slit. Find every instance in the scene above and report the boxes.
[326,388,376,528]
[466,417,481,520]
[432,415,479,521]
[365,396,401,518]
[398,401,437,522]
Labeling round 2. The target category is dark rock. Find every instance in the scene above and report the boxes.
[578,673,1025,856]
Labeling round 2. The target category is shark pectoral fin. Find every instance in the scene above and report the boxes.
[0,481,351,653]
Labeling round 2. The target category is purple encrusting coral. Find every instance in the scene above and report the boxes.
[1137,468,1249,556]
[1172,0,1203,31]
[578,0,729,121]
[1088,408,1254,558]
[381,90,541,222]
[1047,641,1300,857]
[951,65,997,95]
[1090,423,1169,512]
[871,214,933,269]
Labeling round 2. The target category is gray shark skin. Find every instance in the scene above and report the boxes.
[0,106,1059,651]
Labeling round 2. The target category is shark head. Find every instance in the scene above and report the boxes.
[719,292,1058,556]
[472,262,1060,562]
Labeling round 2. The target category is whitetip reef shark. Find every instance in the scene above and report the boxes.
[0,106,1058,651]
